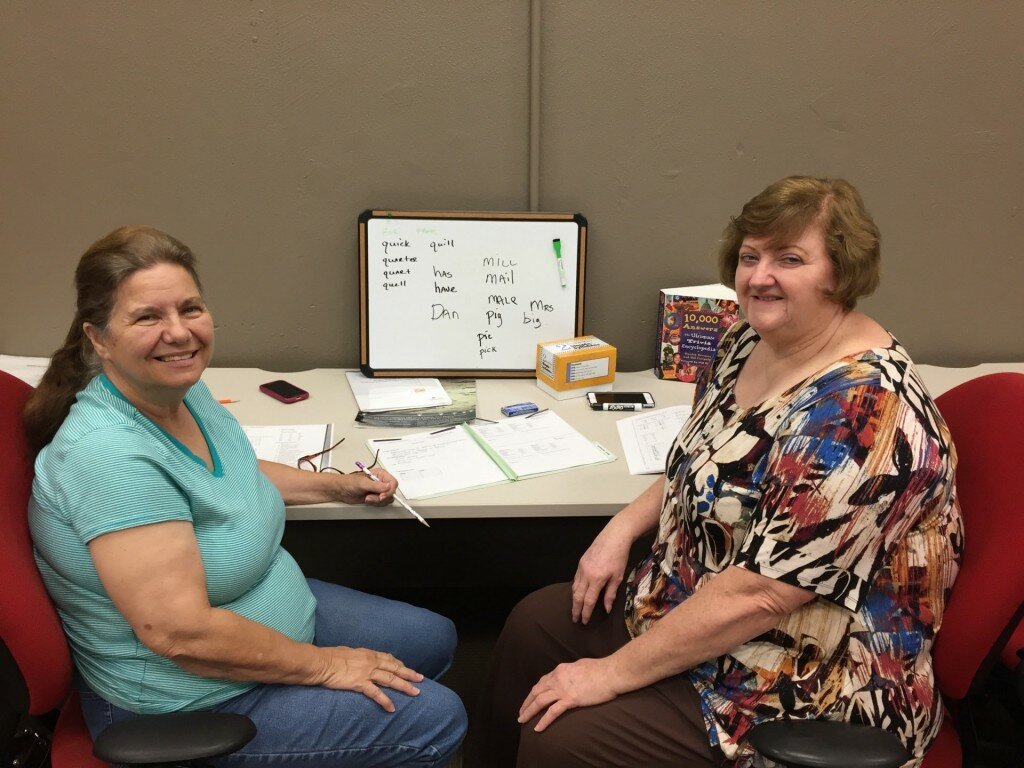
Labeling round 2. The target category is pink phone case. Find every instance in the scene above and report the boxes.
[259,381,309,403]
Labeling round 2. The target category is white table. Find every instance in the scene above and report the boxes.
[200,364,1024,522]
[201,369,691,520]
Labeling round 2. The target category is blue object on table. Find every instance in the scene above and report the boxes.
[501,402,540,417]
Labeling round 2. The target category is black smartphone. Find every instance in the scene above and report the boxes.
[586,391,655,411]
[259,379,309,404]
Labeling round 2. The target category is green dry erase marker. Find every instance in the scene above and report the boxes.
[552,238,567,287]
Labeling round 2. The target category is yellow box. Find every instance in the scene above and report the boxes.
[535,336,617,400]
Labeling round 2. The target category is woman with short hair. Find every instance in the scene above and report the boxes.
[471,177,961,768]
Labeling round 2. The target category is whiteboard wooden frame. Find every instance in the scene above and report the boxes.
[358,210,587,377]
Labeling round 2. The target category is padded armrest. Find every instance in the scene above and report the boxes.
[1015,657,1024,706]
[747,720,911,768]
[92,711,256,765]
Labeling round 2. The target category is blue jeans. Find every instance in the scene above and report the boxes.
[78,579,467,767]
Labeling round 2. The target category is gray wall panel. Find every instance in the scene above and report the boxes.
[2,1,1020,371]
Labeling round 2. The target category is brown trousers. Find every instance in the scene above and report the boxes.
[466,582,723,768]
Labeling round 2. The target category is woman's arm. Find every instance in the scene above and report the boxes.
[521,565,815,730]
[89,520,420,711]
[572,477,663,624]
[258,459,397,506]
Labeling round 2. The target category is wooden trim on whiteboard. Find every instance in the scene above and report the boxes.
[368,210,576,221]
[358,210,586,377]
[360,367,536,378]
[364,219,372,370]
[576,221,587,334]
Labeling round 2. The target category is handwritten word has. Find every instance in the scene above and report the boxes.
[433,265,457,295]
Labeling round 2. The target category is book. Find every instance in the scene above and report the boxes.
[355,379,476,428]
[654,283,739,382]
[366,410,615,499]
[242,424,333,471]
[615,405,692,475]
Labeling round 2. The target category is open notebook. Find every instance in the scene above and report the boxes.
[366,410,615,499]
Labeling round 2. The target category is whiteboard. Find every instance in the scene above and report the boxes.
[359,211,587,377]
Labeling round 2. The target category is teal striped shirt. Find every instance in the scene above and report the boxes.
[29,374,315,713]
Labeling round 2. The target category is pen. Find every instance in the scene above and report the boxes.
[218,398,239,404]
[355,460,430,528]
[552,238,567,287]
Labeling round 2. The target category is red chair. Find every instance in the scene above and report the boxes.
[750,372,1024,767]
[0,370,255,766]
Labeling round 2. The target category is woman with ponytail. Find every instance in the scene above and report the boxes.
[23,227,202,455]
[26,227,466,768]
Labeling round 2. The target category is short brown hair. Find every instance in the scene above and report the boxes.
[717,176,880,310]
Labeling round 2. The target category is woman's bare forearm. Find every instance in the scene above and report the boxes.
[258,459,394,506]
[605,566,815,694]
[146,605,329,685]
[608,477,664,541]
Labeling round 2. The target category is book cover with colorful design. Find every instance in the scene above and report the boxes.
[654,284,739,382]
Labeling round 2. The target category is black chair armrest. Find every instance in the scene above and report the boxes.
[1015,655,1024,706]
[93,711,256,765]
[747,720,911,768]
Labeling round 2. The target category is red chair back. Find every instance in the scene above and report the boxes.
[0,370,73,714]
[932,372,1024,700]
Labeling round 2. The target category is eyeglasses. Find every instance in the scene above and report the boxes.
[296,439,382,476]
[297,436,347,474]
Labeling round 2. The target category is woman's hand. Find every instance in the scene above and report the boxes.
[518,658,618,732]
[572,477,665,624]
[336,467,398,506]
[572,521,635,624]
[318,646,424,712]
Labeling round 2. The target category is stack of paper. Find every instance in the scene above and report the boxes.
[345,372,452,412]
[355,379,476,428]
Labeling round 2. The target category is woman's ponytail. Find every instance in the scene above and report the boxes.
[22,318,98,455]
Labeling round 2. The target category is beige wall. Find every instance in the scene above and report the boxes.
[2,1,1022,372]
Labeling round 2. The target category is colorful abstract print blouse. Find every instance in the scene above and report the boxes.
[625,322,962,767]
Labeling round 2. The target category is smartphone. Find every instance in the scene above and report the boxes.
[259,379,310,404]
[586,391,655,411]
